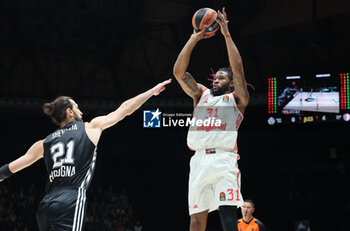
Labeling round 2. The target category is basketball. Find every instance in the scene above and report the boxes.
[192,8,220,36]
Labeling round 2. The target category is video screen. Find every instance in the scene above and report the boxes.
[267,72,350,125]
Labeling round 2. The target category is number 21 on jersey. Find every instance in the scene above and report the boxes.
[50,140,75,169]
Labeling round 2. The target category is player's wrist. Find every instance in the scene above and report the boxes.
[189,34,201,43]
[223,32,231,38]
[0,163,13,181]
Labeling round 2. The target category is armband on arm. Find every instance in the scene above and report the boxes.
[0,163,13,181]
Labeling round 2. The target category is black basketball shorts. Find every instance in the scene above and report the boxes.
[36,186,87,231]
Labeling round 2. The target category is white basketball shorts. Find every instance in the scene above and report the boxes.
[188,149,244,215]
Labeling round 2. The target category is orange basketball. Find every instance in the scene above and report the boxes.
[192,8,220,36]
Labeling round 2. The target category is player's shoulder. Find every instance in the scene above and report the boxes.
[33,139,45,149]
[197,83,209,95]
[85,121,98,130]
[194,84,209,106]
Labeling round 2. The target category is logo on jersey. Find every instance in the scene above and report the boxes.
[143,109,161,128]
[220,192,226,201]
[223,95,229,103]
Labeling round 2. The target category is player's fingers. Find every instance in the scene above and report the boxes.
[217,10,222,20]
[217,10,224,21]
[200,25,208,34]
[214,18,222,25]
[223,7,227,18]
[158,79,170,87]
[157,87,166,94]
[204,34,215,39]
[162,79,172,85]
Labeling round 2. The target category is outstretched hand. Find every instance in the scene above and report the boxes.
[191,25,215,42]
[215,7,230,37]
[152,78,172,96]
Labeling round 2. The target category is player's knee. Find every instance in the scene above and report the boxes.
[190,216,205,231]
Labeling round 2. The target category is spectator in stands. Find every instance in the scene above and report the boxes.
[134,220,142,231]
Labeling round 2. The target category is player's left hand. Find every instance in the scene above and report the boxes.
[152,78,172,96]
[191,25,215,43]
[215,7,230,37]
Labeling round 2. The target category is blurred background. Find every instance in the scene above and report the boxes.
[0,0,349,230]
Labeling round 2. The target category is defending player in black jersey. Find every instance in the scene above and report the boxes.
[0,78,171,231]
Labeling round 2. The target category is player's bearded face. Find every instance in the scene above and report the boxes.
[73,111,83,122]
[211,82,230,96]
[69,99,83,122]
[211,71,232,96]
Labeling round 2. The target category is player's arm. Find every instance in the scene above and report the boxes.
[0,140,44,182]
[88,79,172,131]
[173,28,209,103]
[216,7,249,113]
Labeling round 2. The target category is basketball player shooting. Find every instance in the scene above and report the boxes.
[173,7,249,231]
[0,79,171,231]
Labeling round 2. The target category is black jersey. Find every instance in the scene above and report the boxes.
[43,121,97,192]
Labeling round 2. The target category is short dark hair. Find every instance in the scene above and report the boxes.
[217,67,233,80]
[244,199,255,208]
[43,96,73,125]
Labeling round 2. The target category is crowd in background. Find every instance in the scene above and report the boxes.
[0,182,39,231]
[0,181,142,231]
[85,186,141,231]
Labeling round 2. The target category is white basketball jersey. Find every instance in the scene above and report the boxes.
[187,89,244,152]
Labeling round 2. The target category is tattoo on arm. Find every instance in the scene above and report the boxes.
[182,75,199,94]
[232,76,244,95]
[232,71,249,110]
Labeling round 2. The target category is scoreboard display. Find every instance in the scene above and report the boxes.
[267,72,350,125]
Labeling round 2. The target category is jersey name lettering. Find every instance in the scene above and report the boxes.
[49,165,76,182]
[51,124,78,138]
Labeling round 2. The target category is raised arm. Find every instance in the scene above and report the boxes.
[173,28,209,104]
[216,7,249,112]
[88,79,171,133]
[0,140,44,182]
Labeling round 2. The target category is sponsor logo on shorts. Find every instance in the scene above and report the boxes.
[220,192,226,201]
[193,204,198,209]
